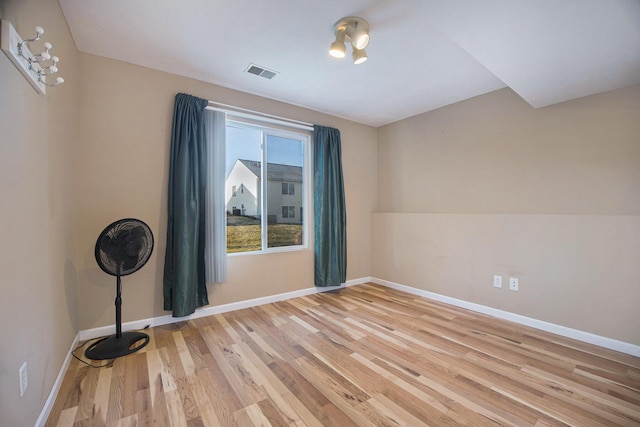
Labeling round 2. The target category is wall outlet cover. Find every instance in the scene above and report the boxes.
[509,277,519,291]
[493,275,503,288]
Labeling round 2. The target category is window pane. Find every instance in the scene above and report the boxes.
[224,120,308,254]
[225,125,262,253]
[266,134,304,248]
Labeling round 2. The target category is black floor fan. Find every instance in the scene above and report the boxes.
[85,218,154,360]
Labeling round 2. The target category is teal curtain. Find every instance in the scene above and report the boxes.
[163,93,209,316]
[313,125,347,286]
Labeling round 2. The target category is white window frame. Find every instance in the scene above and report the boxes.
[226,119,312,255]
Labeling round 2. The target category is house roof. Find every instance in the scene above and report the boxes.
[238,159,302,183]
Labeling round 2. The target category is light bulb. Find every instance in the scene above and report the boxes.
[352,48,367,65]
[329,42,346,58]
[329,29,346,59]
[353,33,369,50]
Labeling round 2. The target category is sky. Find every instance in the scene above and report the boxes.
[225,124,304,176]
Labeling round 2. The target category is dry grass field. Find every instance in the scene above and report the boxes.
[227,216,302,252]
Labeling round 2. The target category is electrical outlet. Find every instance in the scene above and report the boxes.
[19,361,27,397]
[493,275,503,288]
[509,277,519,291]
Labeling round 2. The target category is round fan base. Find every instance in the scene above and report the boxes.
[84,331,150,360]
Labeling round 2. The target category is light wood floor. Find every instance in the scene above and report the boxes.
[47,283,640,426]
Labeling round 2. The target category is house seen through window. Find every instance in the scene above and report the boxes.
[224,119,310,254]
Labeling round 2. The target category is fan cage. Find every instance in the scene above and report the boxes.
[95,218,154,277]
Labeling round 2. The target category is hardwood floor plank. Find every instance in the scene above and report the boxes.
[115,413,139,427]
[72,363,100,423]
[174,330,196,377]
[368,393,431,427]
[573,367,640,405]
[121,351,139,418]
[54,407,77,427]
[358,352,453,413]
[135,387,153,426]
[355,329,548,424]
[156,347,178,393]
[47,283,640,426]
[234,403,272,426]
[187,373,222,427]
[106,372,123,425]
[148,369,172,426]
[92,366,113,425]
[236,340,325,427]
[522,365,640,424]
[256,398,291,427]
[165,388,189,427]
[195,344,243,416]
[292,356,393,426]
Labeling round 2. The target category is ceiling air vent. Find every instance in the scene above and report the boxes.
[245,64,278,80]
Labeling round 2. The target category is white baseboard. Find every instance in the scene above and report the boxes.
[345,276,372,287]
[78,277,371,341]
[371,277,640,357]
[35,334,79,427]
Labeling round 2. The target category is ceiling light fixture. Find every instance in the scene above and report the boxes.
[329,16,370,64]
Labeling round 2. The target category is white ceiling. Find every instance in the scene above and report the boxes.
[58,0,640,127]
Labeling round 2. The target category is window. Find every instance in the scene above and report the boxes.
[225,119,310,254]
[282,182,295,195]
[282,206,295,218]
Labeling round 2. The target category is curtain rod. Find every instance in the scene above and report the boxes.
[207,101,314,131]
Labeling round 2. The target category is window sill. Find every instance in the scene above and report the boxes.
[227,245,311,257]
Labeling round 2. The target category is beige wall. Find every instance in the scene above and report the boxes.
[76,53,378,331]
[374,86,640,344]
[0,0,79,424]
